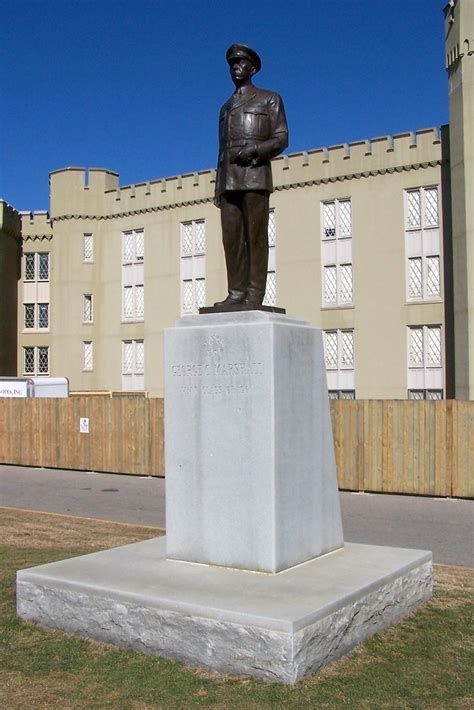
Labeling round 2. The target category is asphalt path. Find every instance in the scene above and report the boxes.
[0,464,472,567]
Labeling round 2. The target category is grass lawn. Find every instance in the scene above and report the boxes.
[0,506,472,709]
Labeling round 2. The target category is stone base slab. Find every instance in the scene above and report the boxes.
[17,538,432,684]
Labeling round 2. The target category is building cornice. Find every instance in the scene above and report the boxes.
[22,234,53,242]
[51,160,442,223]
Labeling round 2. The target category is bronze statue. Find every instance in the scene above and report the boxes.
[214,44,288,307]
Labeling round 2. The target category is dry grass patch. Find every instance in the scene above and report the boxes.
[0,507,472,709]
[0,506,162,551]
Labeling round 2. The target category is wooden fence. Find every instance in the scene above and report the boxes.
[0,398,472,498]
[0,397,164,477]
[329,400,473,498]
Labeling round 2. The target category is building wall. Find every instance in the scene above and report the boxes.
[445,0,474,398]
[0,201,21,375]
[18,211,53,379]
[7,1,471,399]
[17,129,446,398]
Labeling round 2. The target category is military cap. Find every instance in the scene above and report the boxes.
[226,44,262,73]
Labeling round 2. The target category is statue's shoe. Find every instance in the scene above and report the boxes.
[213,293,245,307]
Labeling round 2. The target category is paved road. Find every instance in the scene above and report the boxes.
[0,464,472,567]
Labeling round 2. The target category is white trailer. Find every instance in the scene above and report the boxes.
[0,377,69,398]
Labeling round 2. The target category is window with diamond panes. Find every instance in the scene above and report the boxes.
[182,280,194,314]
[23,347,35,374]
[341,330,354,368]
[38,253,49,281]
[38,346,49,373]
[180,220,206,314]
[135,285,144,318]
[407,191,422,229]
[324,329,354,369]
[408,389,443,400]
[122,339,145,391]
[122,230,144,264]
[83,294,93,323]
[424,188,439,227]
[263,272,276,307]
[23,346,49,375]
[83,342,93,371]
[409,325,442,369]
[321,200,353,307]
[123,287,133,319]
[324,331,339,369]
[122,284,145,321]
[263,210,277,306]
[329,390,356,400]
[340,264,353,304]
[324,266,337,304]
[24,303,48,330]
[195,279,206,310]
[407,325,443,399]
[135,341,144,373]
[25,254,35,281]
[324,329,355,397]
[322,200,351,240]
[122,230,145,324]
[122,340,144,377]
[24,304,35,329]
[83,233,93,262]
[427,326,441,366]
[408,258,423,298]
[323,203,336,239]
[427,390,443,400]
[38,303,49,329]
[405,187,441,302]
[426,256,440,297]
[268,210,276,247]
[123,341,134,373]
[409,328,424,367]
[23,252,50,282]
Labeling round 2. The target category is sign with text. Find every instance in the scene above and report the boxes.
[0,381,28,398]
[79,417,90,434]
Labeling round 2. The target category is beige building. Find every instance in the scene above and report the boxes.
[12,0,474,399]
[0,201,21,376]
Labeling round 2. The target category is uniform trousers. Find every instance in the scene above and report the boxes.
[220,190,269,303]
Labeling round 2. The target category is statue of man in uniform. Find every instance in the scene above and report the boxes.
[214,44,288,308]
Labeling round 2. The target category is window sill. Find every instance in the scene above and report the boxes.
[405,299,443,305]
[321,305,355,311]
[22,329,50,334]
[121,319,145,324]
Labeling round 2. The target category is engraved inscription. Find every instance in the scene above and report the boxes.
[171,338,264,397]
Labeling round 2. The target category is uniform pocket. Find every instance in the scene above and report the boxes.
[243,109,269,139]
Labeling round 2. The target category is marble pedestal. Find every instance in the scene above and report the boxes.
[164,312,343,573]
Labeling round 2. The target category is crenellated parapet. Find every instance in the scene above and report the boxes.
[0,201,22,241]
[272,127,441,190]
[20,210,53,242]
[49,127,442,223]
[50,166,217,222]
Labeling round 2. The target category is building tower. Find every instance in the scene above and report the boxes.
[0,201,21,376]
[445,0,474,398]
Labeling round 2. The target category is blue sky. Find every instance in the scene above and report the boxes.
[1,0,448,212]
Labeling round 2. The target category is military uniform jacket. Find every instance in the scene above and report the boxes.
[215,85,288,198]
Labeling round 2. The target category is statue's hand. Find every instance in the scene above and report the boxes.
[236,144,258,166]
